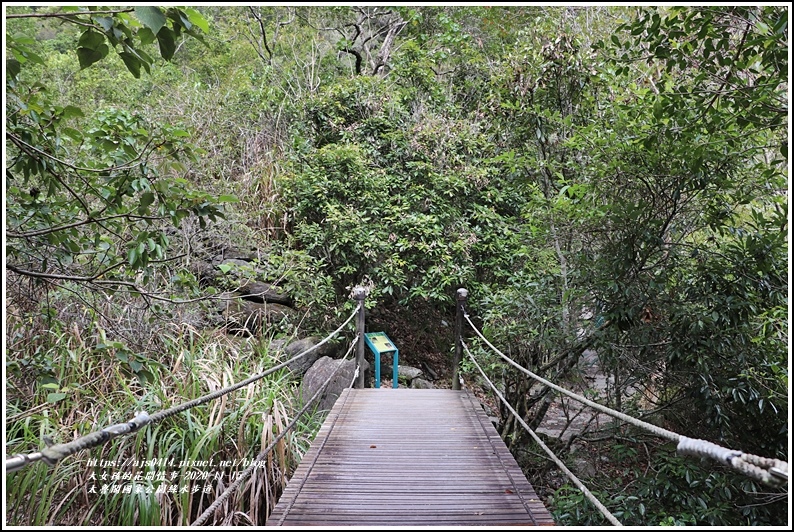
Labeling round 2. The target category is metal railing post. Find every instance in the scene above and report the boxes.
[453,288,468,390]
[353,286,367,389]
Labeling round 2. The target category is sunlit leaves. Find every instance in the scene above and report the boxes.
[5,7,222,294]
[134,6,167,35]
[184,8,210,33]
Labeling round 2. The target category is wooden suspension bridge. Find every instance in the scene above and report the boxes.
[7,287,786,526]
[267,388,554,526]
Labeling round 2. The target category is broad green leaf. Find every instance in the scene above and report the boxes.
[10,43,45,65]
[135,6,167,35]
[218,194,239,203]
[7,58,21,79]
[12,33,37,45]
[61,127,83,141]
[128,246,138,266]
[185,7,209,33]
[136,47,154,65]
[170,8,192,31]
[157,27,176,61]
[47,392,68,403]
[217,263,233,274]
[119,51,142,78]
[138,27,156,45]
[140,192,155,208]
[653,98,663,119]
[77,44,109,69]
[95,16,114,32]
[62,105,84,119]
[78,29,105,50]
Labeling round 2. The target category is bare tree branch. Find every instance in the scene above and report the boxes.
[7,213,164,239]
[6,9,134,19]
[6,261,126,282]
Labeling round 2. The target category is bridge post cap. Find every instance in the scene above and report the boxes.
[456,288,468,299]
[352,286,368,300]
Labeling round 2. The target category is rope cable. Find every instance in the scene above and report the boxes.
[460,385,539,525]
[150,303,359,425]
[463,341,623,526]
[5,304,360,473]
[273,363,361,526]
[464,311,680,441]
[462,309,789,487]
[191,337,359,526]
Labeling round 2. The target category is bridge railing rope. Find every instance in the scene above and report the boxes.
[271,348,363,526]
[192,336,360,526]
[454,287,788,496]
[462,339,623,526]
[5,302,361,474]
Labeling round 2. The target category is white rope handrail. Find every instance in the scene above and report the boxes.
[462,310,788,487]
[463,341,623,526]
[5,303,361,473]
[192,336,359,526]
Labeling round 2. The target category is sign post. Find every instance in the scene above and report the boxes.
[364,332,399,389]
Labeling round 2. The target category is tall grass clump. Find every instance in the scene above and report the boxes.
[5,290,326,526]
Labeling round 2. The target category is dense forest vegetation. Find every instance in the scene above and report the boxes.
[5,5,789,526]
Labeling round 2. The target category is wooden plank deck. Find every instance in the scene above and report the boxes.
[267,388,554,526]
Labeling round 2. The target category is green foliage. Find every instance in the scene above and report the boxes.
[5,310,312,525]
[4,6,788,527]
[607,6,787,135]
[6,6,231,296]
[551,443,786,526]
[579,5,789,460]
[285,74,533,305]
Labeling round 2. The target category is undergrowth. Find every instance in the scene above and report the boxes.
[5,298,326,526]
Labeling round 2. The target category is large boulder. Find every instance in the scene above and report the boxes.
[219,300,295,336]
[192,256,293,305]
[300,356,365,412]
[397,365,424,381]
[380,364,424,386]
[410,378,435,389]
[191,257,256,286]
[283,336,340,377]
[237,281,292,306]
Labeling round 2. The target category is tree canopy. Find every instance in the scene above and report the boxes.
[4,5,788,526]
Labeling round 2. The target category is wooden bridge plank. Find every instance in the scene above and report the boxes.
[267,388,554,526]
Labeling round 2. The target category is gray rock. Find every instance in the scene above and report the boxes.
[398,365,424,381]
[570,457,597,478]
[269,338,288,352]
[190,260,219,286]
[410,378,435,389]
[219,258,254,269]
[212,248,257,262]
[237,281,293,307]
[300,356,362,412]
[284,336,340,377]
[380,364,423,382]
[220,300,295,336]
